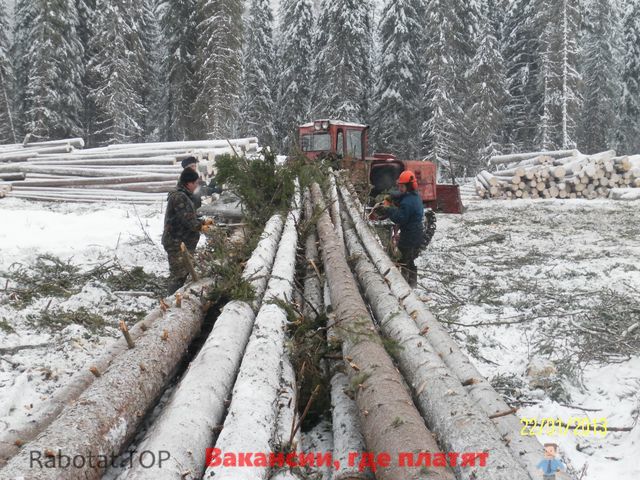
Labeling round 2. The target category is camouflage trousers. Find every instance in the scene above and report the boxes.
[166,247,193,296]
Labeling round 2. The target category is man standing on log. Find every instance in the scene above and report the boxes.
[162,168,213,295]
[375,170,424,287]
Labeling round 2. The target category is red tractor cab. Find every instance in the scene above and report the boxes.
[298,119,463,213]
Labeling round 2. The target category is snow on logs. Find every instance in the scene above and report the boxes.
[477,149,640,200]
[336,176,544,479]
[126,215,285,480]
[203,196,301,480]
[311,182,454,480]
[0,137,259,203]
[341,219,530,480]
[0,280,215,480]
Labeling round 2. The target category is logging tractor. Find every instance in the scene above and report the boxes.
[298,119,463,214]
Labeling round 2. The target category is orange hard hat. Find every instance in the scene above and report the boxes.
[397,170,418,189]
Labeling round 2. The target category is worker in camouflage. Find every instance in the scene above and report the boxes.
[162,168,212,295]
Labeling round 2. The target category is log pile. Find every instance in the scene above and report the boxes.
[0,137,259,203]
[475,149,640,200]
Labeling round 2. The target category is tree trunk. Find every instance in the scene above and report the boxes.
[9,174,178,188]
[341,220,531,480]
[0,281,214,480]
[312,183,454,480]
[203,202,300,480]
[0,172,25,181]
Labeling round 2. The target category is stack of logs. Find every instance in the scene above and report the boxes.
[0,137,259,203]
[475,149,640,200]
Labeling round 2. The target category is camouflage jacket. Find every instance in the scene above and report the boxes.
[161,184,202,251]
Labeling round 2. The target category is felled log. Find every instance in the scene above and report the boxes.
[330,373,371,480]
[125,215,283,480]
[27,156,177,166]
[0,281,214,480]
[342,220,530,480]
[0,172,25,181]
[337,179,544,479]
[312,183,454,480]
[9,174,178,188]
[0,310,163,467]
[204,201,300,480]
[609,188,640,200]
[490,150,578,165]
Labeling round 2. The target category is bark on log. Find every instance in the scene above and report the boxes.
[0,172,25,181]
[312,182,454,480]
[27,157,177,166]
[0,281,213,480]
[337,179,543,479]
[609,188,640,200]
[342,219,530,480]
[0,310,162,467]
[203,202,300,480]
[330,373,371,480]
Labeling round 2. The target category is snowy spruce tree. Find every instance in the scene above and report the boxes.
[11,0,36,137]
[240,0,276,146]
[275,0,314,152]
[617,0,640,154]
[192,0,243,139]
[138,0,167,142]
[534,0,581,150]
[422,0,477,178]
[87,0,149,144]
[159,0,198,141]
[20,0,84,140]
[371,0,426,159]
[502,0,542,152]
[0,0,16,143]
[466,16,509,169]
[578,0,623,153]
[312,0,374,122]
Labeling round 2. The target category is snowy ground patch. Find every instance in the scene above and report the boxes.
[0,198,168,437]
[418,197,640,480]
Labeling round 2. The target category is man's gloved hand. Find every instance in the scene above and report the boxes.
[383,195,393,207]
[203,218,214,226]
[201,223,212,233]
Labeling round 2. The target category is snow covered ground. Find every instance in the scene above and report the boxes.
[0,198,167,439]
[1,195,638,480]
[419,197,640,480]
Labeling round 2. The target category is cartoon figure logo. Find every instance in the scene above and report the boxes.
[537,443,566,479]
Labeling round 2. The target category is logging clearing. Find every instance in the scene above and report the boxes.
[2,144,637,480]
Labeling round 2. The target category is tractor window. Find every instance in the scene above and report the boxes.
[301,133,331,152]
[336,129,344,156]
[347,130,363,158]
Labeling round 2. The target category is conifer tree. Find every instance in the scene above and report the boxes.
[617,0,640,153]
[0,0,16,143]
[312,0,374,122]
[275,0,314,152]
[87,0,148,144]
[23,0,84,140]
[158,0,198,141]
[240,0,276,146]
[193,0,243,139]
[579,0,623,153]
[371,0,426,159]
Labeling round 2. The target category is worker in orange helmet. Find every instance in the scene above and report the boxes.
[376,170,424,287]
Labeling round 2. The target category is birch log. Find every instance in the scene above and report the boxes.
[203,201,300,480]
[341,220,531,480]
[312,183,454,480]
[489,150,578,165]
[337,178,543,479]
[0,281,213,480]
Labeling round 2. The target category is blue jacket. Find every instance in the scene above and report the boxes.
[385,191,424,248]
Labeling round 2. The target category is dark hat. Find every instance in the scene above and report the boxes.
[180,168,199,184]
[181,156,199,168]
